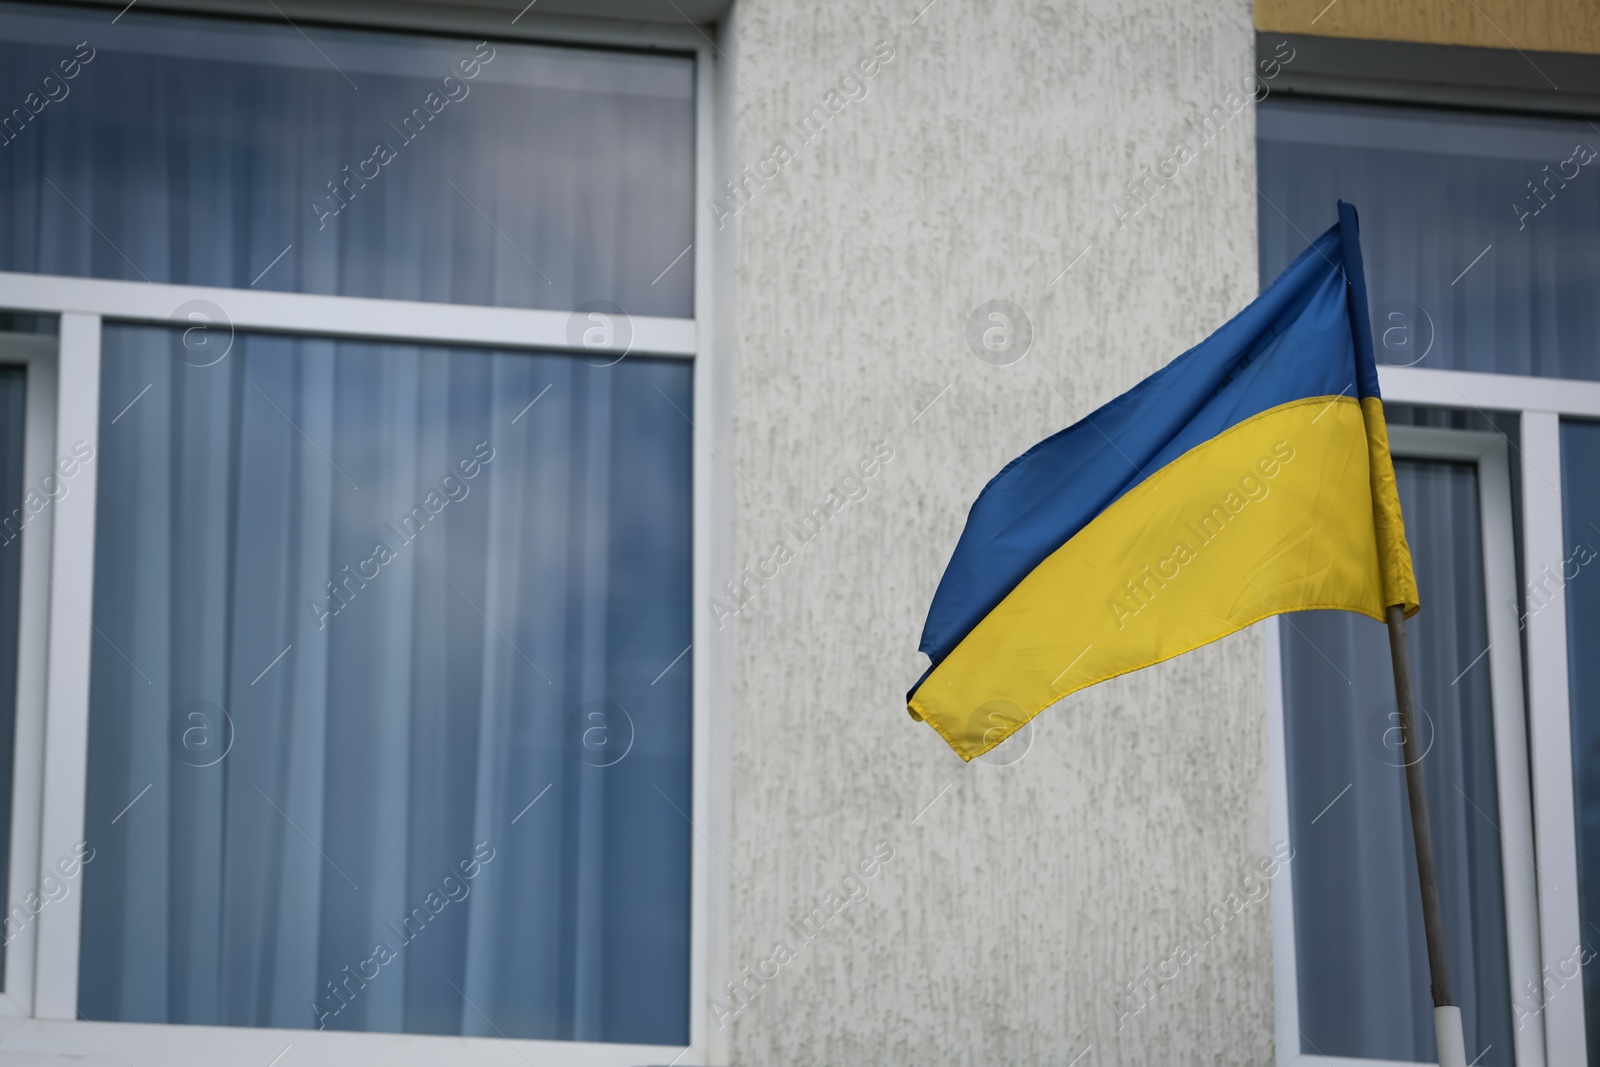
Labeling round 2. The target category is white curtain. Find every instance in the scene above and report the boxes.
[1259,98,1600,381]
[80,329,694,1042]
[1562,419,1600,1055]
[0,366,25,986]
[0,1,695,318]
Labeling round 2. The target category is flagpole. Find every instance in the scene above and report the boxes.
[1385,604,1468,1067]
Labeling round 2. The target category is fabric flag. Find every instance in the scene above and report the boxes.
[908,202,1419,761]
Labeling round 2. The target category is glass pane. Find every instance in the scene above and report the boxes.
[1386,407,1527,636]
[0,315,54,336]
[1258,98,1600,381]
[0,363,26,987]
[0,2,695,317]
[79,327,693,1043]
[1283,456,1514,1063]
[1562,418,1600,1057]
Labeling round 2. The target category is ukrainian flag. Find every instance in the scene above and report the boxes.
[909,203,1419,761]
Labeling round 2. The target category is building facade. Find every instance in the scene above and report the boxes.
[0,0,1595,1065]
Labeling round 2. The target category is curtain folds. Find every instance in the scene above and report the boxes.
[80,329,694,1042]
[0,367,26,986]
[1259,98,1600,382]
[0,1,695,318]
[1561,419,1600,1059]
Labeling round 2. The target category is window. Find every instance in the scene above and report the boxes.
[0,3,718,1064]
[1261,94,1600,1066]
[1275,428,1531,1065]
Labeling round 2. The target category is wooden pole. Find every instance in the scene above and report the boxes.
[1385,603,1467,1067]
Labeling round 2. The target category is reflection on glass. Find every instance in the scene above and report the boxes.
[1260,98,1600,381]
[0,364,26,988]
[0,2,695,317]
[79,326,693,1043]
[1561,418,1600,1059]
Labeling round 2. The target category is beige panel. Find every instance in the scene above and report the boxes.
[726,0,1274,1063]
[1257,0,1600,56]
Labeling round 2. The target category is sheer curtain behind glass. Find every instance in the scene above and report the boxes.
[1562,420,1600,1061]
[1259,98,1600,381]
[80,327,693,1042]
[0,1,695,316]
[1282,457,1513,1063]
[0,365,26,987]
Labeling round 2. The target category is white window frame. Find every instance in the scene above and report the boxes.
[0,7,731,1066]
[0,330,57,1021]
[1268,365,1600,1067]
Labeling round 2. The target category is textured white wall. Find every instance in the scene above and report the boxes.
[719,0,1276,1062]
